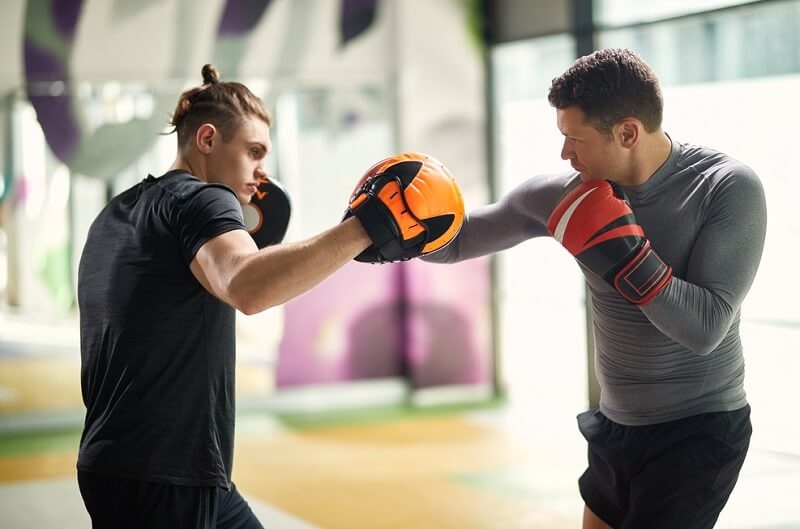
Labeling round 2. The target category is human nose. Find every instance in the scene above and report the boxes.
[560,138,573,161]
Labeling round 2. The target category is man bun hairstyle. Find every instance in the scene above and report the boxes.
[548,48,663,137]
[169,64,271,151]
[201,64,221,84]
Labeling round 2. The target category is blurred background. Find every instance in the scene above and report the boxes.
[0,0,798,528]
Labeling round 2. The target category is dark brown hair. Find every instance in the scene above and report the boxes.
[169,64,271,151]
[548,48,663,137]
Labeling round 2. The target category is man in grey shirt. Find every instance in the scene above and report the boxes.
[425,48,766,528]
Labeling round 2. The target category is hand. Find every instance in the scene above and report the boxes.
[547,179,672,304]
[343,152,464,263]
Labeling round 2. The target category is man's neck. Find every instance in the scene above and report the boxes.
[169,154,203,181]
[628,131,672,186]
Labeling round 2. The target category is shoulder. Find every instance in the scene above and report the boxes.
[148,172,244,230]
[490,172,579,226]
[151,172,241,217]
[154,171,238,202]
[676,142,759,182]
[507,171,579,204]
[676,142,764,212]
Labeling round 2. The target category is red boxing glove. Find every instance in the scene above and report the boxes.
[547,180,672,305]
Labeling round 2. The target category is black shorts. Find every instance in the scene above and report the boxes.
[577,405,751,529]
[77,470,263,529]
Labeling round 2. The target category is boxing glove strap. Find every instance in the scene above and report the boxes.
[352,194,405,262]
[613,240,672,305]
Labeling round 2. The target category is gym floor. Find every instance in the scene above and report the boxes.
[1,314,799,529]
[2,408,800,529]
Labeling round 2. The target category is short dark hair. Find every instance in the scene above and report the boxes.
[169,64,271,151]
[548,48,663,136]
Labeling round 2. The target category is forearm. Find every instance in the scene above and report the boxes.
[422,207,534,263]
[424,178,556,263]
[231,217,370,313]
[640,277,738,355]
[194,217,370,314]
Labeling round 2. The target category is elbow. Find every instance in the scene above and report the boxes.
[225,277,275,316]
[234,300,262,316]
[227,291,259,315]
[228,287,282,315]
[652,287,737,356]
[240,305,269,316]
[230,294,278,316]
[689,302,738,355]
[421,245,461,264]
[689,340,719,356]
[684,325,730,356]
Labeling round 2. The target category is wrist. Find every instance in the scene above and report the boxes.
[341,215,371,249]
[613,240,672,305]
[351,195,405,262]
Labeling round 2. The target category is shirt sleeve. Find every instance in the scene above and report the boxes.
[640,166,767,354]
[423,173,570,263]
[173,184,246,263]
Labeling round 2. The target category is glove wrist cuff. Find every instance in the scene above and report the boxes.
[352,196,405,262]
[613,240,672,305]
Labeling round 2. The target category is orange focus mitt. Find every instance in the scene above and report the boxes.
[344,152,464,263]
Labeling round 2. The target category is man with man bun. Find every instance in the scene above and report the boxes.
[76,64,456,528]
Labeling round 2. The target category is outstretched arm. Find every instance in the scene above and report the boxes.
[191,217,370,314]
[423,174,566,263]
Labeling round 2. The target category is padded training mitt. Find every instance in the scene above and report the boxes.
[243,176,291,248]
[344,152,464,263]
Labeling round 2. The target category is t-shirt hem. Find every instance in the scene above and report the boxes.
[76,464,230,489]
[598,397,749,426]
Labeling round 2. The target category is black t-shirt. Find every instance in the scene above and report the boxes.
[77,170,245,488]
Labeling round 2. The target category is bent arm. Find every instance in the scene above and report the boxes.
[641,170,767,354]
[191,216,370,314]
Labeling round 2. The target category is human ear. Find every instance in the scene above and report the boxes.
[195,123,217,154]
[617,120,639,148]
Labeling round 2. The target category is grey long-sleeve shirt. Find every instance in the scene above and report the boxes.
[424,138,767,425]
